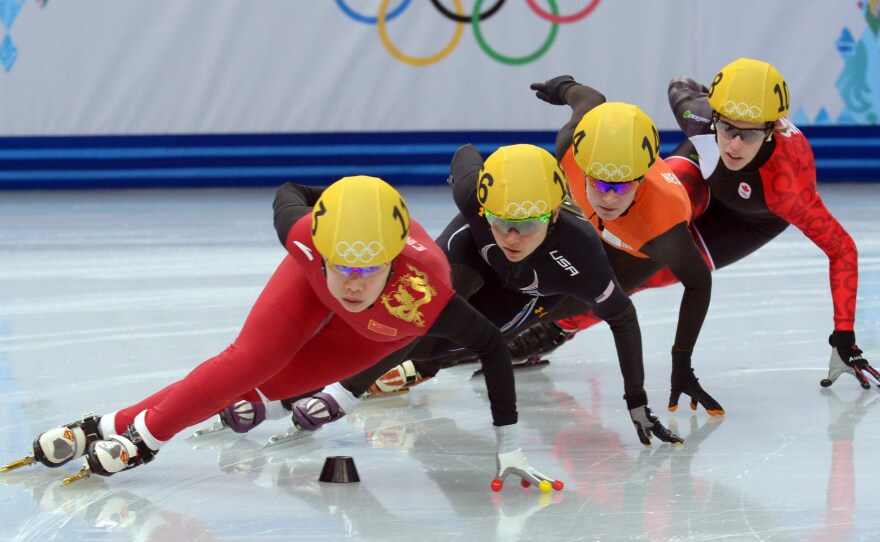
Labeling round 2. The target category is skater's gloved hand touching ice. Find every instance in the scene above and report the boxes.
[628,394,683,447]
[493,424,563,492]
[821,331,880,390]
[668,347,724,416]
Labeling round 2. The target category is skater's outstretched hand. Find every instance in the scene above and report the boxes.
[529,75,577,106]
[668,348,724,415]
[629,405,683,448]
[495,449,557,488]
[493,424,563,492]
[821,331,880,390]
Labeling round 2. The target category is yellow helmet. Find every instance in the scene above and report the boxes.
[477,144,568,220]
[573,102,659,183]
[311,176,409,266]
[707,58,789,123]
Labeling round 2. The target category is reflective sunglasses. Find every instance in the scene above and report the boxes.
[327,262,388,278]
[484,209,551,235]
[713,118,771,143]
[587,176,642,195]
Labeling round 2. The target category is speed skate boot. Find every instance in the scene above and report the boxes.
[507,321,573,362]
[472,321,575,378]
[1,413,104,473]
[81,425,158,479]
[365,360,432,397]
[265,392,347,446]
[189,400,268,439]
[291,392,345,431]
[220,400,267,433]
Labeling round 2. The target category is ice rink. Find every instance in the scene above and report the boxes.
[1,184,879,541]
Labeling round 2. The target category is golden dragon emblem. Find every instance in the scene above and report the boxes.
[380,264,436,327]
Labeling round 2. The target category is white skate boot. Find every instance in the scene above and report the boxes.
[62,425,158,485]
[1,413,102,473]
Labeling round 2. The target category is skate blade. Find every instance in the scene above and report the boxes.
[472,358,550,378]
[265,426,321,448]
[363,388,410,400]
[61,467,91,486]
[187,421,229,440]
[0,456,36,474]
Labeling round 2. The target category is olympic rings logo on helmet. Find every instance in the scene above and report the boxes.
[335,241,384,264]
[590,162,632,182]
[720,101,763,122]
[707,59,789,123]
[505,200,549,219]
[335,0,602,66]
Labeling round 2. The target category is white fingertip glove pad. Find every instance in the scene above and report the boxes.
[496,449,555,487]
[494,424,557,488]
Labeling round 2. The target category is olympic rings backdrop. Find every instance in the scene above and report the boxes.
[1,1,878,187]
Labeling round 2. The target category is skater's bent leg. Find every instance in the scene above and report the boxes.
[113,257,331,442]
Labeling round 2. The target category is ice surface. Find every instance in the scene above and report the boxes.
[1,185,878,541]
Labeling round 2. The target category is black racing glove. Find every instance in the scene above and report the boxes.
[529,75,577,105]
[668,348,725,415]
[821,331,880,390]
[629,405,683,448]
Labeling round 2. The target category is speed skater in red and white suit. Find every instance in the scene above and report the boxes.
[10,176,558,491]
